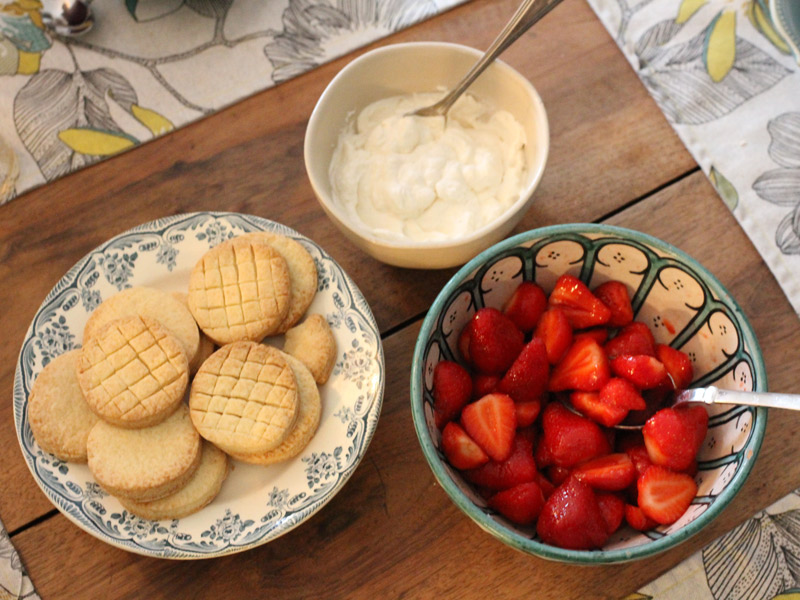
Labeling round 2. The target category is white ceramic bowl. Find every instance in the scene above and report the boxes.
[304,42,550,269]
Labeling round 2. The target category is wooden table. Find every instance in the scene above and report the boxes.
[2,0,799,597]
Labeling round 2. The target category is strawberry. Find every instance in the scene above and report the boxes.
[596,492,626,534]
[572,453,636,492]
[642,404,708,472]
[548,274,612,329]
[624,504,658,531]
[539,401,611,468]
[461,393,517,461]
[549,337,611,392]
[468,308,525,374]
[458,320,474,364]
[515,400,542,428]
[464,429,537,490]
[433,360,473,429]
[441,422,489,470]
[569,390,628,428]
[534,308,573,365]
[610,354,669,389]
[535,471,556,498]
[593,280,634,327]
[502,281,547,333]
[604,322,656,359]
[537,477,610,550]
[547,465,571,487]
[488,481,545,525]
[637,465,697,525]
[472,373,500,399]
[599,377,646,411]
[573,328,609,345]
[625,444,653,480]
[655,344,694,390]
[498,337,549,404]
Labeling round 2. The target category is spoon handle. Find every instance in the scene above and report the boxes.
[677,386,800,411]
[414,0,564,117]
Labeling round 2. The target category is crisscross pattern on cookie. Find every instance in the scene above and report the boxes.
[188,238,290,344]
[190,342,298,455]
[78,316,188,428]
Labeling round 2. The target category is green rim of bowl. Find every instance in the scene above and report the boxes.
[410,223,767,564]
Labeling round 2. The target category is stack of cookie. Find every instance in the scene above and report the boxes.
[27,231,337,521]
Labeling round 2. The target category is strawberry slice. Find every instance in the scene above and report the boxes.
[534,308,573,365]
[625,444,653,480]
[604,322,657,360]
[539,401,611,468]
[433,360,473,429]
[468,308,525,375]
[537,476,610,550]
[441,422,489,470]
[498,337,549,404]
[464,428,537,490]
[596,492,626,534]
[472,373,500,399]
[637,465,697,525]
[514,400,542,428]
[610,354,669,389]
[643,404,708,472]
[488,481,546,525]
[624,504,658,531]
[549,337,611,392]
[502,281,547,333]
[572,453,636,491]
[548,274,612,329]
[570,390,628,427]
[655,344,694,390]
[573,328,609,345]
[600,377,646,411]
[593,280,634,328]
[461,393,517,462]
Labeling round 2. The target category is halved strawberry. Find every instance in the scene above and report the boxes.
[637,465,697,525]
[596,492,626,534]
[610,354,669,389]
[461,393,517,462]
[515,399,542,428]
[593,280,634,328]
[498,337,549,404]
[600,377,646,411]
[472,373,500,399]
[570,390,628,428]
[625,444,653,479]
[468,308,525,375]
[537,476,610,550]
[549,338,611,392]
[539,401,611,468]
[502,281,547,333]
[624,504,658,531]
[465,428,537,490]
[573,328,609,345]
[433,360,473,429]
[548,274,612,329]
[534,308,573,365]
[604,322,657,359]
[441,422,489,470]
[572,453,636,491]
[488,481,545,525]
[655,344,694,390]
[642,404,708,472]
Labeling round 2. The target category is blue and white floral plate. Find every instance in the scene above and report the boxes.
[13,212,385,559]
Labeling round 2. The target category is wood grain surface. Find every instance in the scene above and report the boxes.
[1,0,797,598]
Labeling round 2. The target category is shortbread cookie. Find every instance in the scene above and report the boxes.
[229,353,322,465]
[28,349,99,462]
[171,291,215,373]
[120,441,228,520]
[83,286,200,366]
[239,232,318,333]
[282,314,337,385]
[188,237,291,345]
[87,404,201,502]
[189,341,299,455]
[77,315,189,429]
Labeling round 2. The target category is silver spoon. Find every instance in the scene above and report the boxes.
[41,0,94,37]
[410,0,565,118]
[566,386,800,430]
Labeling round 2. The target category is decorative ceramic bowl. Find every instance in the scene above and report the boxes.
[304,41,549,269]
[411,224,767,563]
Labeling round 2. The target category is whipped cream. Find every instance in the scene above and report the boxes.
[329,92,528,243]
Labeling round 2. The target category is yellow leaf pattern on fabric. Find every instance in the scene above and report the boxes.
[748,1,791,53]
[1,0,44,28]
[131,104,174,135]
[16,50,40,74]
[58,128,136,156]
[705,10,736,82]
[677,0,706,24]
[622,594,652,600]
